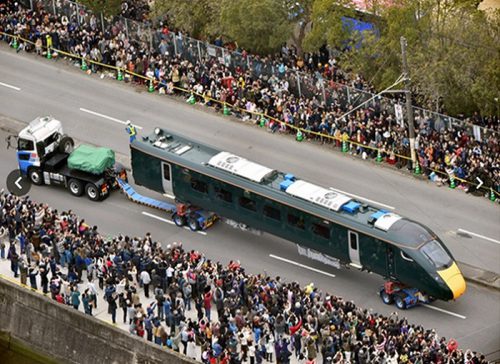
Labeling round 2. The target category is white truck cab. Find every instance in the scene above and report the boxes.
[15,116,74,182]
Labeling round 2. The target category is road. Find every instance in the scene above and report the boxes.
[0,45,499,357]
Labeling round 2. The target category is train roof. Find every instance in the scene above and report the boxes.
[132,128,437,250]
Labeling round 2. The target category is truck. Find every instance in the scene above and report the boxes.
[8,116,126,201]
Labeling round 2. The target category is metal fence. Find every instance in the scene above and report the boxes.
[29,0,496,139]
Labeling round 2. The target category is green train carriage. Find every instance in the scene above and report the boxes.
[130,127,466,306]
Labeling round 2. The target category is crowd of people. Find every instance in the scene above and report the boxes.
[0,0,498,197]
[0,190,490,364]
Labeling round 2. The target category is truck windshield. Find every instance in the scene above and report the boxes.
[419,240,452,269]
[18,138,34,151]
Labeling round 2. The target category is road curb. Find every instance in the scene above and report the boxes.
[459,261,500,292]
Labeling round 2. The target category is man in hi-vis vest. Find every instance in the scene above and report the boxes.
[125,120,136,142]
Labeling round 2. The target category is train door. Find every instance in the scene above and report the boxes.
[386,245,396,280]
[161,162,173,195]
[348,230,362,268]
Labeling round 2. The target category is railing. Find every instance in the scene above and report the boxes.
[3,0,498,198]
[27,0,497,138]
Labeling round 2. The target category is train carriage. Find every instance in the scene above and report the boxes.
[130,127,466,306]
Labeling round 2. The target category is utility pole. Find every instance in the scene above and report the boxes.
[400,36,416,170]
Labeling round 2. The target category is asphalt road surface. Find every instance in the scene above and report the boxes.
[0,45,499,357]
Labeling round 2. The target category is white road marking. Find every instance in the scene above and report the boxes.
[329,187,395,210]
[0,81,21,91]
[457,229,500,245]
[269,254,336,278]
[373,293,466,319]
[142,211,207,235]
[141,211,174,225]
[421,304,467,320]
[79,107,143,129]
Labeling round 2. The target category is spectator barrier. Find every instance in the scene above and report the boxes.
[15,0,500,140]
[0,30,498,200]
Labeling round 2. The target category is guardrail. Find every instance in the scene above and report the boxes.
[1,31,498,199]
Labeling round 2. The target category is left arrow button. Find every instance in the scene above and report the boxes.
[6,170,31,196]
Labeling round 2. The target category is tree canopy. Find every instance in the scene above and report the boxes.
[78,0,122,17]
[151,0,222,40]
[151,0,500,116]
[332,0,500,116]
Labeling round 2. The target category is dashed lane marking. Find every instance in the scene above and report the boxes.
[142,211,207,235]
[421,304,467,320]
[373,293,467,319]
[142,211,174,225]
[79,107,143,129]
[0,81,21,91]
[269,254,336,278]
[457,228,500,245]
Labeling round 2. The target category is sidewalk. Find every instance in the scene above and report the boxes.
[0,256,295,364]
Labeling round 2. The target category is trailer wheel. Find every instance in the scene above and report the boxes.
[173,213,185,227]
[68,179,84,196]
[28,168,43,185]
[394,293,407,310]
[85,183,100,201]
[379,289,394,305]
[188,216,200,231]
[58,135,74,153]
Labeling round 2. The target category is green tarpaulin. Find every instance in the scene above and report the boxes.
[67,144,115,175]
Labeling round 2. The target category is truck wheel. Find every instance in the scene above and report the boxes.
[172,213,186,227]
[29,168,43,185]
[68,179,84,196]
[394,293,407,310]
[188,216,200,231]
[380,289,394,305]
[85,183,100,201]
[58,135,74,153]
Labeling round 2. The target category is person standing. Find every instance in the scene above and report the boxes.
[140,269,151,298]
[39,258,49,294]
[82,289,92,315]
[203,289,212,321]
[87,280,98,310]
[183,282,192,311]
[119,293,128,323]
[108,292,118,324]
[19,255,28,286]
[125,120,137,143]
[71,286,81,310]
[28,264,38,290]
[0,226,7,259]
[8,241,19,278]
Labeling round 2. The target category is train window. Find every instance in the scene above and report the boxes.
[239,196,257,211]
[312,222,330,240]
[400,251,414,262]
[162,164,171,181]
[191,179,208,194]
[420,240,452,269]
[215,186,232,203]
[263,205,281,221]
[287,214,305,230]
[349,232,358,250]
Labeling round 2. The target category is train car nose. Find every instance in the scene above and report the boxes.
[437,262,466,299]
